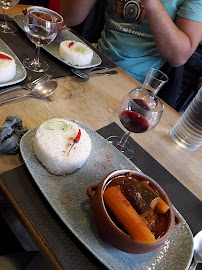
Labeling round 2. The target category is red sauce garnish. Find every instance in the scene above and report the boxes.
[68,42,74,48]
[0,53,12,60]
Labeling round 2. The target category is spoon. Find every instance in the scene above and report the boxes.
[0,80,58,105]
[189,230,202,270]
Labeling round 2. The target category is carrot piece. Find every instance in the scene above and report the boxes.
[142,183,170,214]
[156,198,170,214]
[103,186,156,243]
[142,180,149,185]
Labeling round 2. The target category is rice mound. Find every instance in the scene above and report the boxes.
[59,40,93,66]
[33,119,92,175]
[0,52,16,83]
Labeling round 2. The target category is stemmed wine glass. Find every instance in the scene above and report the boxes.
[23,7,58,72]
[107,87,164,159]
[0,0,20,33]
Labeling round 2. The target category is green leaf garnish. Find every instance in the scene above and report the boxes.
[74,47,86,54]
[44,119,68,131]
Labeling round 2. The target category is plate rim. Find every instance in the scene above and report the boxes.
[14,14,102,69]
[0,39,27,88]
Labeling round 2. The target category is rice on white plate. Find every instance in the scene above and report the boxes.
[59,40,93,66]
[33,119,92,175]
[0,52,16,83]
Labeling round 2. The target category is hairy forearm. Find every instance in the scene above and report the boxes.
[142,0,201,66]
[60,0,96,26]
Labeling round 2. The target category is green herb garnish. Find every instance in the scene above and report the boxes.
[44,119,68,131]
[74,47,86,54]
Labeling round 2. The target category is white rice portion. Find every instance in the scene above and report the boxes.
[0,52,16,83]
[33,119,92,175]
[59,40,93,66]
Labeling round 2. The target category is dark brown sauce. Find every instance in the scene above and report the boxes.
[105,172,170,239]
[32,12,61,22]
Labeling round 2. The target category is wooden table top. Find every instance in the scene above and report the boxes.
[0,64,201,200]
[0,4,31,18]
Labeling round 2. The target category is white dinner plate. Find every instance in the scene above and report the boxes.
[14,14,102,69]
[20,119,194,270]
[0,39,27,88]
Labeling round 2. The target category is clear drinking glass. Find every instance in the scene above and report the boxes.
[143,68,168,95]
[107,87,164,159]
[170,86,202,151]
[0,0,20,33]
[23,7,58,72]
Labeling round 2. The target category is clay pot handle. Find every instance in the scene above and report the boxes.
[174,215,181,228]
[62,24,67,30]
[22,8,27,16]
[87,184,98,201]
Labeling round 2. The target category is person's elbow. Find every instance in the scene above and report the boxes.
[169,55,189,67]
[167,28,202,67]
[63,18,83,27]
[61,14,84,27]
[167,48,195,67]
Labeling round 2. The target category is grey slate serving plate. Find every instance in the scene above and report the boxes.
[14,14,102,69]
[0,39,27,88]
[20,120,193,270]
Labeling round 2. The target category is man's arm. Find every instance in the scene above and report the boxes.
[60,0,96,27]
[141,0,202,66]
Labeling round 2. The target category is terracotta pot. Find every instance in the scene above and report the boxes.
[23,6,66,34]
[87,169,180,254]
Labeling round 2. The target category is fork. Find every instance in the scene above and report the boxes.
[72,69,118,79]
[71,66,110,77]
[0,74,52,95]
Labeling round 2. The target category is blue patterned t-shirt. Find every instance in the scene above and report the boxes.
[97,0,202,83]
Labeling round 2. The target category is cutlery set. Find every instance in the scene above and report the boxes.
[0,66,117,104]
[0,74,57,105]
[0,80,58,105]
[71,67,118,79]
[0,73,52,96]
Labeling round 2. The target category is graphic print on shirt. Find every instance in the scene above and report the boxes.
[115,0,147,24]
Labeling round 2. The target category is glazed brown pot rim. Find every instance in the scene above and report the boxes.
[99,169,177,245]
[27,6,64,23]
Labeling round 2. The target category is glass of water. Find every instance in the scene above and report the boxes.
[23,7,58,72]
[0,0,20,33]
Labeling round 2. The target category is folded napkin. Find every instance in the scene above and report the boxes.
[0,116,28,154]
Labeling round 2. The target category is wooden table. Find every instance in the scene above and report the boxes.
[0,4,29,14]
[0,68,201,200]
[0,4,201,270]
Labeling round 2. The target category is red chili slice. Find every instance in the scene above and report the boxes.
[68,42,75,48]
[67,129,81,155]
[0,53,12,60]
[74,129,81,143]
